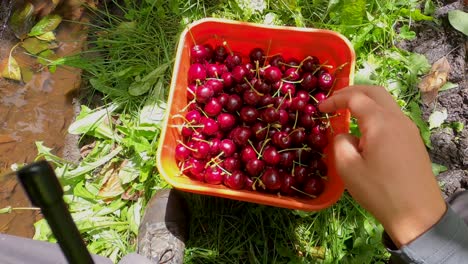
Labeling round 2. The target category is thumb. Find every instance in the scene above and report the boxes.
[333,133,363,182]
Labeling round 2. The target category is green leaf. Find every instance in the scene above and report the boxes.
[73,181,96,200]
[37,49,57,65]
[68,104,120,141]
[8,2,35,39]
[448,10,468,36]
[29,15,62,36]
[21,38,51,55]
[439,82,458,91]
[407,101,432,148]
[450,121,464,133]
[127,199,143,235]
[428,108,448,129]
[33,219,55,242]
[431,163,447,176]
[407,53,431,75]
[424,0,436,16]
[36,32,56,41]
[1,55,22,81]
[400,8,433,21]
[0,206,12,214]
[339,0,365,26]
[399,25,416,40]
[128,64,169,96]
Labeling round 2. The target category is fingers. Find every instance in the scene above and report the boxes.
[319,85,401,118]
[319,88,380,121]
[333,134,363,182]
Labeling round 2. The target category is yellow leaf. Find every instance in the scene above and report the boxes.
[418,56,451,105]
[36,32,56,41]
[97,162,124,200]
[1,56,22,81]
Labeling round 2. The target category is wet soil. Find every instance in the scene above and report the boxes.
[0,1,87,237]
[397,0,467,197]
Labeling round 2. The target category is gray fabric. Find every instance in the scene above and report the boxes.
[0,233,112,264]
[387,205,468,263]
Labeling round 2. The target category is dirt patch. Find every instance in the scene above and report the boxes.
[0,1,88,237]
[397,0,467,196]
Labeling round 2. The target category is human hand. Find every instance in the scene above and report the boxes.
[319,85,446,248]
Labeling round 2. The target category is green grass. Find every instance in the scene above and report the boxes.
[29,0,437,262]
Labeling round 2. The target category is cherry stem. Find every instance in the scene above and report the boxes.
[263,39,272,67]
[248,139,262,158]
[293,110,299,129]
[222,40,234,56]
[187,28,197,45]
[244,77,264,96]
[291,186,317,199]
[263,52,282,58]
[206,152,224,168]
[326,113,335,135]
[192,137,211,144]
[259,138,271,157]
[281,78,303,84]
[278,146,311,153]
[311,60,331,75]
[216,163,232,176]
[326,62,349,97]
[312,113,340,120]
[309,94,319,104]
[293,160,308,166]
[176,140,197,152]
[275,92,289,111]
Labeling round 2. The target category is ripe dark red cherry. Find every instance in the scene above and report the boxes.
[249,47,265,65]
[217,113,237,131]
[225,53,242,70]
[303,177,325,196]
[318,72,334,91]
[204,98,222,117]
[220,139,236,157]
[262,146,280,166]
[204,166,224,185]
[214,45,228,62]
[191,44,209,63]
[224,171,246,190]
[264,66,282,83]
[246,158,265,177]
[188,63,206,83]
[230,126,252,146]
[261,168,282,191]
[232,65,248,83]
[240,106,259,123]
[301,72,318,91]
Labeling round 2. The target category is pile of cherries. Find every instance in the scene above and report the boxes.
[174,42,337,198]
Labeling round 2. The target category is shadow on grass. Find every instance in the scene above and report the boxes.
[182,192,390,264]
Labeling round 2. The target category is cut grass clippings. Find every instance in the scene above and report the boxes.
[27,0,437,262]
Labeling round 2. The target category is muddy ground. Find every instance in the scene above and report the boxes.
[398,0,467,198]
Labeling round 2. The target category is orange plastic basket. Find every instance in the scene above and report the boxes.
[157,18,355,211]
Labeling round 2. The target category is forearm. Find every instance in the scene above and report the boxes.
[383,205,468,263]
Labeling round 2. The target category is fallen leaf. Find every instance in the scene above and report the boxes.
[21,37,50,55]
[428,108,448,130]
[1,55,22,81]
[418,57,451,105]
[448,10,468,36]
[35,32,56,41]
[20,66,34,83]
[8,3,35,40]
[98,162,124,201]
[28,14,62,37]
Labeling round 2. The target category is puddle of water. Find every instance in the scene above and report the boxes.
[0,0,89,237]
